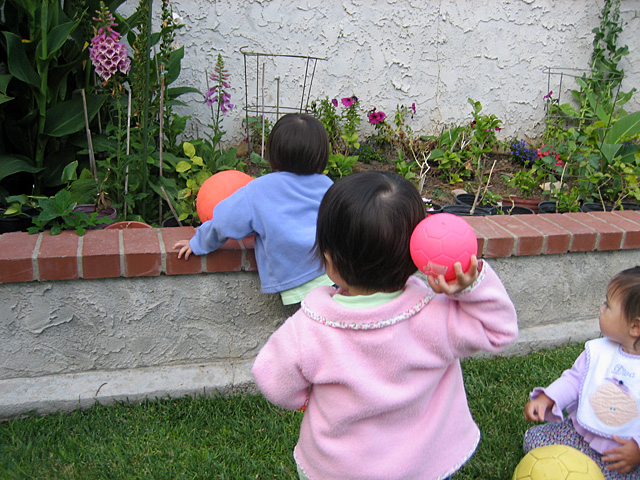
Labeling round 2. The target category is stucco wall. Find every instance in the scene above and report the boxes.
[119,0,640,144]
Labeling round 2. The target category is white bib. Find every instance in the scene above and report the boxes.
[577,338,640,439]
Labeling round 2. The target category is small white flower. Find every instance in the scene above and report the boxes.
[172,12,183,25]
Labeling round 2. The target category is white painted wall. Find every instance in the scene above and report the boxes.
[119,0,640,146]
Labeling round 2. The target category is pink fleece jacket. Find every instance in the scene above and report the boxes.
[252,262,518,480]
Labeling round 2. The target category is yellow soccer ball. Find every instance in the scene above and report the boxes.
[512,445,605,480]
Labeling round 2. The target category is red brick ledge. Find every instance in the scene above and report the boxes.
[1,211,639,284]
[0,227,256,284]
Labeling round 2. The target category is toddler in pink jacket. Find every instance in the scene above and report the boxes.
[252,171,518,480]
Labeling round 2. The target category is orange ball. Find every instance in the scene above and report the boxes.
[196,170,253,223]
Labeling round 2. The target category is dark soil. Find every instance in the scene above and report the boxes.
[352,152,526,207]
[245,151,528,207]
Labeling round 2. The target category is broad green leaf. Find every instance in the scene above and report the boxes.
[428,149,445,159]
[61,160,79,183]
[0,93,14,105]
[43,94,108,137]
[0,74,13,93]
[176,161,191,172]
[599,143,621,163]
[167,86,201,99]
[2,32,40,88]
[191,156,204,167]
[559,103,578,117]
[183,142,196,158]
[165,46,185,85]
[604,111,640,144]
[0,155,42,182]
[43,21,79,60]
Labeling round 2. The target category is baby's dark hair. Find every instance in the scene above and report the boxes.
[266,113,329,174]
[316,171,425,292]
[608,266,640,325]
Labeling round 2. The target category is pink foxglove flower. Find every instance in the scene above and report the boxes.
[205,54,234,115]
[89,3,130,83]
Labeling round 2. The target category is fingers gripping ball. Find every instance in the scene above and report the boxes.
[512,445,604,480]
[196,170,253,223]
[409,213,478,282]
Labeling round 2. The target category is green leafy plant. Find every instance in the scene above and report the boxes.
[394,150,418,181]
[311,95,361,155]
[28,189,113,235]
[0,0,110,198]
[324,153,358,180]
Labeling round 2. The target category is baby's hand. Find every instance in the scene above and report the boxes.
[173,239,193,260]
[427,255,479,295]
[524,393,554,422]
[602,435,640,474]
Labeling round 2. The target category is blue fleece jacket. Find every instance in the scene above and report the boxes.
[189,172,333,293]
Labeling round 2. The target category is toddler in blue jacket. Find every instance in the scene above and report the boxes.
[173,113,334,304]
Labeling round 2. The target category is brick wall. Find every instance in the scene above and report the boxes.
[1,211,639,284]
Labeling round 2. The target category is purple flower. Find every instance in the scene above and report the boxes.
[411,103,416,114]
[332,99,338,107]
[205,54,233,115]
[89,5,130,83]
[544,91,553,100]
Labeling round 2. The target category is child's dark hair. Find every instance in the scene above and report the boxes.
[316,171,425,292]
[267,113,329,174]
[608,266,640,326]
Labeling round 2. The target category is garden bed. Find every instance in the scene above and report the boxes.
[351,151,524,207]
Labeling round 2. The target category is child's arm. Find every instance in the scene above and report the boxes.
[430,258,517,356]
[172,186,255,261]
[523,351,586,423]
[252,316,311,410]
[602,436,640,474]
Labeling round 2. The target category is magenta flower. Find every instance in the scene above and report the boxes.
[89,5,130,83]
[544,91,553,100]
[341,96,358,107]
[332,99,338,107]
[368,109,386,125]
[411,103,416,114]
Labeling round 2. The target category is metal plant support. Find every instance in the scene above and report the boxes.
[543,66,624,146]
[241,47,326,156]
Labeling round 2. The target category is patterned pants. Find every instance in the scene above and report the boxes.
[523,419,640,480]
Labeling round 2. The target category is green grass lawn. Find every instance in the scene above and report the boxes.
[0,343,584,480]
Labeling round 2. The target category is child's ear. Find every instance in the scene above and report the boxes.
[630,317,640,338]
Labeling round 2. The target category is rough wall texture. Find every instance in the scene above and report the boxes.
[119,0,640,144]
[3,250,639,382]
[1,274,296,380]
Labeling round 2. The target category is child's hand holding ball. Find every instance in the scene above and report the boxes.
[410,213,480,294]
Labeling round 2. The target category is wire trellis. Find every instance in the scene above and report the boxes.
[241,47,327,156]
[543,66,626,142]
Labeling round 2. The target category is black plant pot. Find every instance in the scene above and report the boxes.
[454,193,498,208]
[489,205,535,215]
[617,202,640,211]
[538,201,565,214]
[425,203,443,215]
[0,206,39,234]
[442,204,491,216]
[580,202,613,212]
